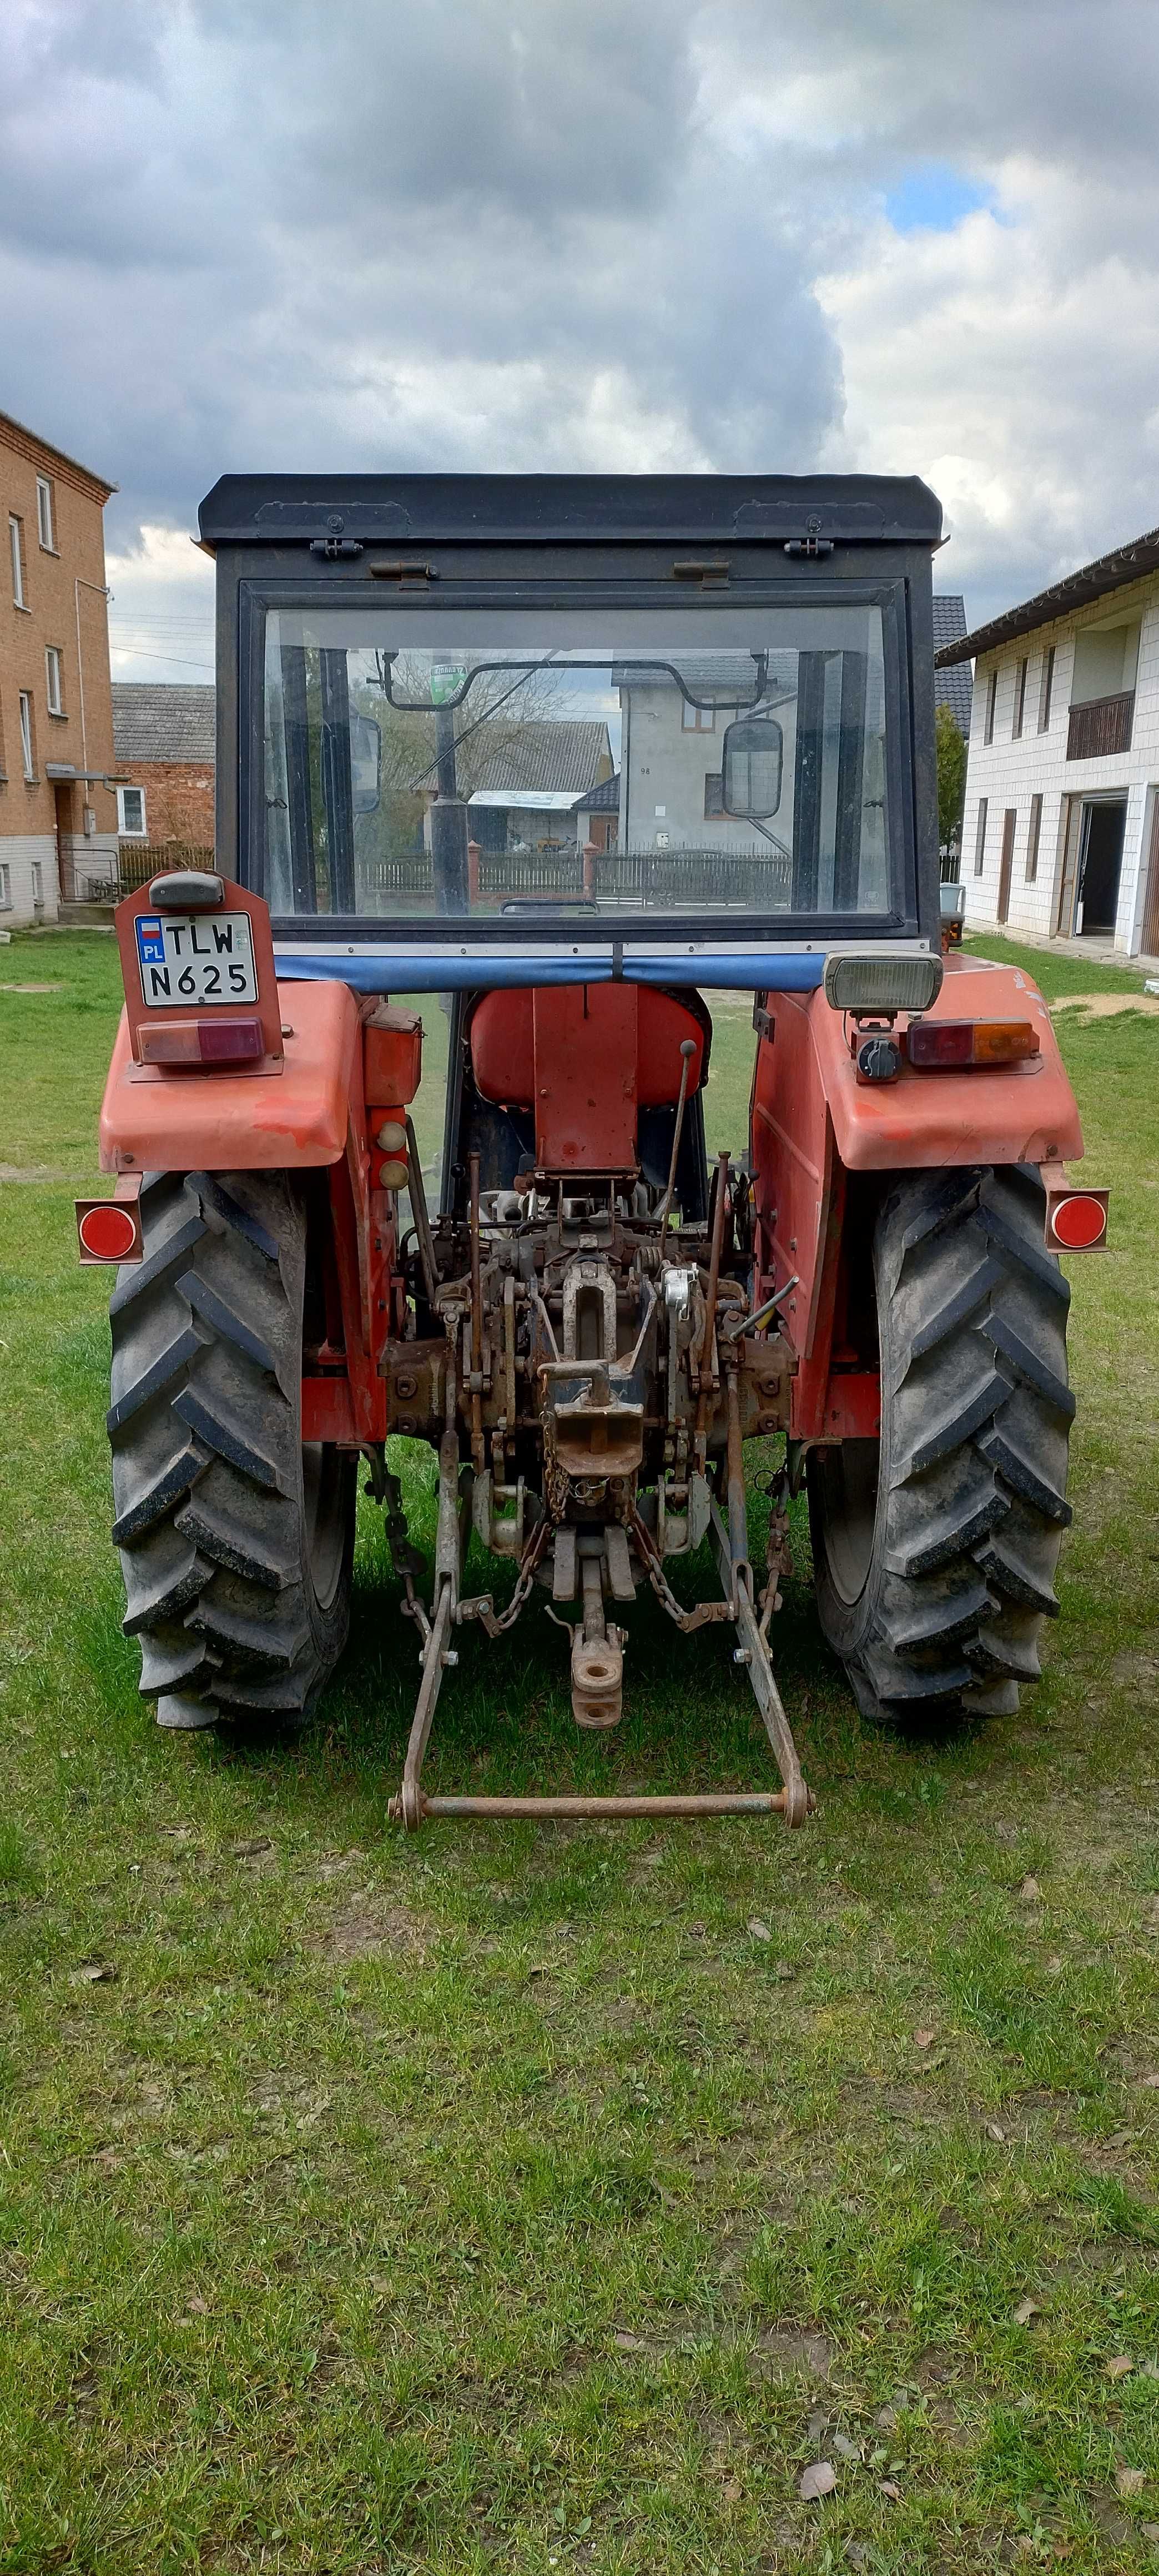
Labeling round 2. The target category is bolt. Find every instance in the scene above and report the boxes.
[733,1647,751,1667]
[442,1649,459,1668]
[395,1374,417,1399]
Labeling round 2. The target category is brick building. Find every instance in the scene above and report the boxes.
[1,409,118,923]
[111,684,215,864]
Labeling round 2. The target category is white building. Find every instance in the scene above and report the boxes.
[936,526,1159,957]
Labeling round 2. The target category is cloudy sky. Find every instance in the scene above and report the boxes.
[5,0,1158,680]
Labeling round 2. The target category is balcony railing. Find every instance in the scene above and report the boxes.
[1067,690,1134,760]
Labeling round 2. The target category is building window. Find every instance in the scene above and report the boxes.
[0,864,11,910]
[18,691,34,782]
[1013,657,1029,739]
[1025,793,1043,884]
[984,669,997,744]
[974,796,988,877]
[36,477,56,552]
[45,647,64,716]
[9,515,25,609]
[31,859,44,907]
[1037,645,1055,733]
[704,771,724,818]
[682,699,715,732]
[117,783,147,837]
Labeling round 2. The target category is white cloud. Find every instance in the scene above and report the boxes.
[4,0,1158,661]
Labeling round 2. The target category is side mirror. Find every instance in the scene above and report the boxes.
[720,714,783,820]
[350,710,381,815]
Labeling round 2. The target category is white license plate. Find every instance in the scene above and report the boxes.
[135,912,258,1008]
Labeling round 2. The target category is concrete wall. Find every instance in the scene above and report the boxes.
[959,565,1159,955]
[0,832,59,925]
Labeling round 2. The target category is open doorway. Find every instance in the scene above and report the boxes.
[1055,793,1126,938]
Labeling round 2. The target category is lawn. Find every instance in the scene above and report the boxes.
[1,928,1157,2575]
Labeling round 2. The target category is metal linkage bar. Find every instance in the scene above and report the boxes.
[412,1793,794,1821]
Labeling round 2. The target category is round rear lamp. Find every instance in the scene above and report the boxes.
[79,1201,139,1261]
[1051,1194,1107,1249]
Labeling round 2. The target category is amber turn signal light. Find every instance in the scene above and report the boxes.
[906,1018,1040,1069]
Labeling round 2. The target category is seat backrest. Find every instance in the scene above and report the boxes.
[470,983,707,1174]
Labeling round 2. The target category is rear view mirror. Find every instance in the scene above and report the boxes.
[722,714,783,819]
[350,710,381,815]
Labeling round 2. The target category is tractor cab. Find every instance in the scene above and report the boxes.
[202,470,945,995]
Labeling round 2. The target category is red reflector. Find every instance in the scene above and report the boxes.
[1051,1193,1108,1249]
[78,1201,139,1261]
[908,1018,1039,1069]
[197,1018,264,1063]
[139,1018,264,1066]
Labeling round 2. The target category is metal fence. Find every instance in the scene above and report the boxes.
[114,842,216,894]
[359,843,792,913]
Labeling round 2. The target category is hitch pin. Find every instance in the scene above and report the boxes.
[719,1275,800,1344]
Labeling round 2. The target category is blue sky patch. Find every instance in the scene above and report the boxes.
[885,162,992,234]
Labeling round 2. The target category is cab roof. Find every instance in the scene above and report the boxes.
[197,471,942,552]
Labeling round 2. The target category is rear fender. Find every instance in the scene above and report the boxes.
[99,977,364,1177]
[750,955,1084,1440]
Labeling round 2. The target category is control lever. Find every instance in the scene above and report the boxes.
[654,1038,698,1234]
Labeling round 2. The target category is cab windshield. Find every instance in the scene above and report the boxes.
[261,602,896,926]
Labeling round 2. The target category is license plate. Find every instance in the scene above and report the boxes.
[135,912,258,1008]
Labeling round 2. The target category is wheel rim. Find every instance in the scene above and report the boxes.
[817,1438,881,1607]
[302,1441,347,1613]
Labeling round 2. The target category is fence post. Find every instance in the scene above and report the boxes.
[467,839,481,905]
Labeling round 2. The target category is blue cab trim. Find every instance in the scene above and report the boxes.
[273,950,827,995]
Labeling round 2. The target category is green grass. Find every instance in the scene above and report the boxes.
[1,929,1158,2573]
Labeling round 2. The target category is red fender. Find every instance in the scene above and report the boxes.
[749,955,1084,1442]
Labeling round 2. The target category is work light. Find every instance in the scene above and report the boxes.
[823,952,944,1016]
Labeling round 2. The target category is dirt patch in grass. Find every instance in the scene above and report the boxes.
[313,1894,432,1963]
[1051,991,1159,1017]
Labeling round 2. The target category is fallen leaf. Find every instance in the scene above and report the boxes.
[1141,2523,1159,2543]
[774,1959,797,1981]
[747,1918,772,1941]
[832,2431,862,2462]
[799,2460,837,2502]
[1106,2354,1135,2380]
[231,1835,272,1858]
[73,1960,117,1984]
[875,2404,898,2432]
[1019,1876,1042,1904]
[914,2027,936,2049]
[527,1965,550,1981]
[879,2479,902,2502]
[1138,2074,1159,2089]
[1015,2297,1041,2326]
[187,2295,209,2316]
[986,2121,1007,2142]
[1116,2466,1146,2498]
[1106,2129,1136,2151]
[722,2476,743,2503]
[613,2330,644,2352]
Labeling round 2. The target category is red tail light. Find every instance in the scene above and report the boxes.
[138,1018,265,1067]
[906,1019,1040,1069]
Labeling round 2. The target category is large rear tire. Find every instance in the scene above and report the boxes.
[108,1169,356,1731]
[809,1164,1073,1724]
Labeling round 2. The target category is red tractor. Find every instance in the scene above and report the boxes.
[79,474,1108,1828]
